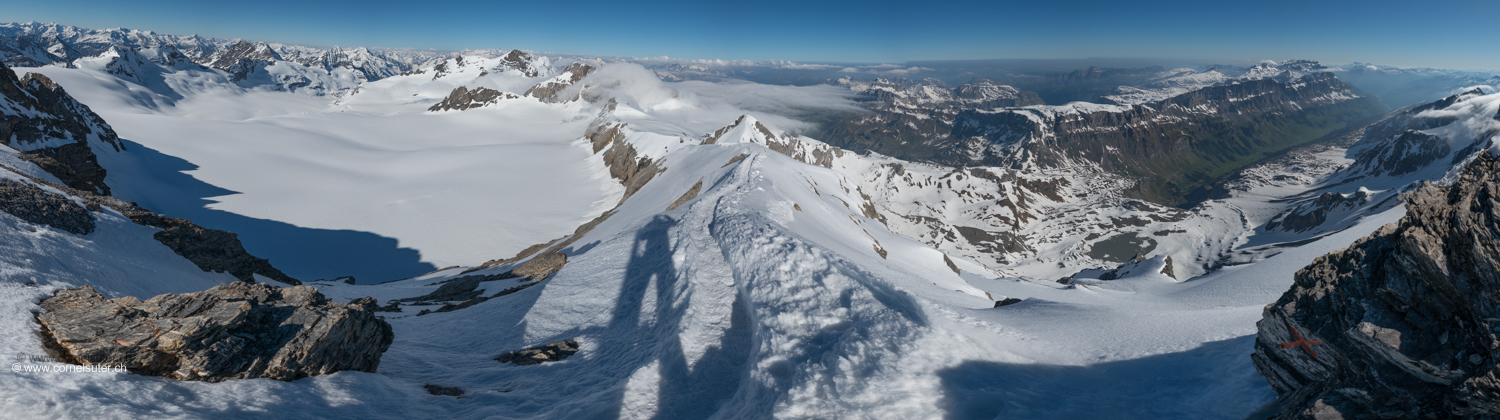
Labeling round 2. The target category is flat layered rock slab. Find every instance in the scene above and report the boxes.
[36,282,393,382]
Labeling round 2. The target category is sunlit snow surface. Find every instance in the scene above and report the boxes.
[24,64,617,281]
[0,58,1443,419]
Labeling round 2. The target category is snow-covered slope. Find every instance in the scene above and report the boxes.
[14,55,609,282]
[7,24,1500,419]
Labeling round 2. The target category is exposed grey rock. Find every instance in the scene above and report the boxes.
[201,40,279,82]
[425,384,463,397]
[993,298,1023,308]
[1069,253,1176,282]
[36,283,392,382]
[495,340,579,366]
[0,178,94,235]
[955,226,1030,254]
[0,166,299,285]
[0,61,121,195]
[523,62,595,103]
[465,209,613,275]
[412,281,542,317]
[426,86,519,111]
[704,115,846,170]
[1267,190,1373,233]
[942,254,961,275]
[585,100,664,204]
[511,252,566,281]
[666,178,703,211]
[1252,152,1500,419]
[397,273,512,303]
[134,210,301,285]
[493,49,540,77]
[468,239,557,273]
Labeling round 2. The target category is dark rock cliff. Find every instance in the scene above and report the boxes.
[427,86,518,111]
[0,60,120,195]
[524,62,595,103]
[1252,152,1500,419]
[1,164,300,285]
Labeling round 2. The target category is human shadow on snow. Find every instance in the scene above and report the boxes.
[104,139,436,283]
[936,335,1275,420]
[596,215,756,419]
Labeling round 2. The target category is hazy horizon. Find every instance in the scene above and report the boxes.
[4,0,1498,72]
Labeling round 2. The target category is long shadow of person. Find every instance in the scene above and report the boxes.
[601,215,753,419]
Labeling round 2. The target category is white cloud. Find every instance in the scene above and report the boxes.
[580,63,865,135]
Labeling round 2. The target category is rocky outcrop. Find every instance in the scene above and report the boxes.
[397,273,513,303]
[705,114,846,169]
[36,283,393,382]
[1066,253,1176,282]
[144,215,301,285]
[523,62,595,103]
[427,86,519,111]
[495,340,579,366]
[1252,152,1500,418]
[0,166,299,285]
[467,207,613,276]
[0,61,121,195]
[407,276,541,316]
[586,99,664,203]
[200,40,279,82]
[494,49,540,77]
[425,384,464,396]
[0,178,94,235]
[666,178,703,211]
[510,252,566,281]
[1266,190,1374,233]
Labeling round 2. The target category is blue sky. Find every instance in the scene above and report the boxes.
[4,0,1497,70]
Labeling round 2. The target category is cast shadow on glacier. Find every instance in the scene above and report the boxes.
[936,335,1275,420]
[104,139,436,283]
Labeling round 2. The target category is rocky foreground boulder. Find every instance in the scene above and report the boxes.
[36,282,393,382]
[1252,152,1500,418]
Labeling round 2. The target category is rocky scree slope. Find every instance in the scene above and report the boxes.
[1253,152,1500,419]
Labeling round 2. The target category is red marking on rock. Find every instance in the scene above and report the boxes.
[1279,326,1323,358]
